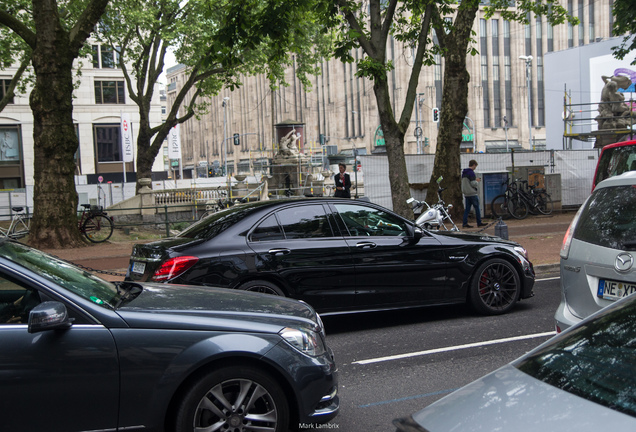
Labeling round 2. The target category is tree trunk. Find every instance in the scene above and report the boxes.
[28,20,85,248]
[429,4,479,221]
[373,76,414,220]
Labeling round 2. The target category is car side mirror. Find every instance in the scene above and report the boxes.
[28,301,74,334]
[404,226,423,245]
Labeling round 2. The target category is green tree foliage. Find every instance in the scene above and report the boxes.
[611,0,636,65]
[0,0,110,248]
[99,0,332,192]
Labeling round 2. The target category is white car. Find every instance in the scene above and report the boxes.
[555,171,636,332]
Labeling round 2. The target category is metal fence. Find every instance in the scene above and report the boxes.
[1,149,599,222]
[360,149,600,211]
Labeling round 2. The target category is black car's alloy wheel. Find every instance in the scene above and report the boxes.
[239,280,285,296]
[469,259,520,315]
[175,366,289,432]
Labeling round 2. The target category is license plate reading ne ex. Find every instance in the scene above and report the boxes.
[132,261,146,274]
[597,279,636,301]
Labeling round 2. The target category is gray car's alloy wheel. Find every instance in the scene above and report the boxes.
[175,366,289,432]
[469,258,521,315]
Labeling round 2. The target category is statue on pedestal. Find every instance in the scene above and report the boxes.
[277,130,301,158]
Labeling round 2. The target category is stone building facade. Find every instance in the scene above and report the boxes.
[166,0,615,176]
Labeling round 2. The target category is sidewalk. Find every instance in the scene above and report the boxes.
[42,211,574,282]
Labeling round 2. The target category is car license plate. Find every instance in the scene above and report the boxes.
[597,279,636,301]
[131,261,146,274]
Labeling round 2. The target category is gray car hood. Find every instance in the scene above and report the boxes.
[114,282,319,333]
[411,364,635,431]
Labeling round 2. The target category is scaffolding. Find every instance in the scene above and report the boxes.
[562,86,635,149]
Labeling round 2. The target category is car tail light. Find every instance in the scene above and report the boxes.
[151,256,199,282]
[560,204,585,260]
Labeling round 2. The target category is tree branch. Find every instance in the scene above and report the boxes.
[398,3,434,131]
[68,0,110,56]
[0,9,36,47]
[0,55,30,112]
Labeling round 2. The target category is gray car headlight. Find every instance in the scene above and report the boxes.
[280,327,327,357]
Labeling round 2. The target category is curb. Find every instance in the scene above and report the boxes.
[535,263,560,276]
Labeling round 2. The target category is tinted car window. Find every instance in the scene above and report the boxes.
[334,203,408,237]
[276,205,333,239]
[573,185,636,249]
[515,298,636,418]
[251,214,284,242]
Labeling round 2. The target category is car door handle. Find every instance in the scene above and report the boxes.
[356,241,377,249]
[268,248,291,255]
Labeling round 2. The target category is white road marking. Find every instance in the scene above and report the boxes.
[353,331,557,365]
[536,276,560,282]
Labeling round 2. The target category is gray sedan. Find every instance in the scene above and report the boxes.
[394,288,636,431]
[0,238,338,432]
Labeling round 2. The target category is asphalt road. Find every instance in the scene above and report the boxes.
[311,272,562,432]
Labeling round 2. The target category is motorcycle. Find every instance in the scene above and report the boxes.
[406,177,459,231]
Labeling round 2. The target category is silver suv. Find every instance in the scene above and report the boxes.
[555,171,636,332]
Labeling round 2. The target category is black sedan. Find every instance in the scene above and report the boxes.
[0,238,338,432]
[127,198,535,315]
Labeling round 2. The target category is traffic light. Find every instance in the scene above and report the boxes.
[233,133,240,146]
[432,108,440,123]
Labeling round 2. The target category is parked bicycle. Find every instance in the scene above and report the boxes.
[491,178,553,220]
[0,207,30,240]
[78,204,114,243]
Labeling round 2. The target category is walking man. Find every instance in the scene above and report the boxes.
[461,160,486,228]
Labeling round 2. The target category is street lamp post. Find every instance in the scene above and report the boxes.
[519,55,533,150]
[503,116,509,152]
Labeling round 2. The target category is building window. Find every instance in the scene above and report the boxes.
[578,0,584,46]
[94,80,126,104]
[92,45,120,69]
[503,20,513,126]
[589,1,595,42]
[568,0,574,47]
[1,79,15,104]
[0,126,21,162]
[94,124,122,162]
[492,19,501,128]
[480,19,490,128]
[536,18,545,127]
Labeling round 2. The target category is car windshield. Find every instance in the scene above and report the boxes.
[595,144,636,186]
[573,185,636,250]
[0,240,119,309]
[515,296,636,418]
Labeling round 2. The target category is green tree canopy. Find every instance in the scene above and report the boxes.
[611,0,636,65]
[99,0,332,192]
